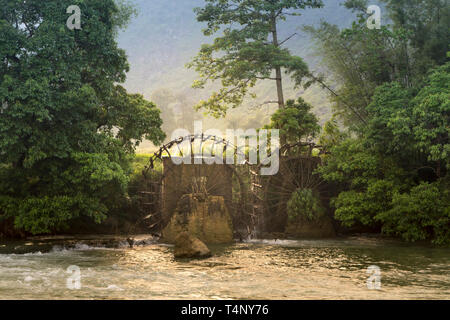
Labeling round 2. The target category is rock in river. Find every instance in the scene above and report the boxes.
[174,232,212,259]
[162,194,234,244]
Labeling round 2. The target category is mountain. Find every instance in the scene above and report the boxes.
[116,0,358,152]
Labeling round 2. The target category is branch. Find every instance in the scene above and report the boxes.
[23,22,34,38]
[279,33,298,46]
[281,141,324,152]
[309,73,368,125]
[255,76,280,80]
[249,100,278,110]
[275,8,284,18]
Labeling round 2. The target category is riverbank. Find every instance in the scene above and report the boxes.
[0,234,159,255]
[0,232,442,255]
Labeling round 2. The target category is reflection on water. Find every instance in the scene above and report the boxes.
[0,237,449,299]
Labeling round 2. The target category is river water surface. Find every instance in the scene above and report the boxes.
[0,237,449,299]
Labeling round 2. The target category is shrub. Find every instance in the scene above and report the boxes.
[376,182,450,245]
[287,188,325,221]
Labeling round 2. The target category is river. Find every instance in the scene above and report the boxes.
[0,236,448,300]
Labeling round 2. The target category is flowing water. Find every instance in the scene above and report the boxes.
[0,236,449,300]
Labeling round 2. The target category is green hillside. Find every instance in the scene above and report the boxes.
[117,0,358,152]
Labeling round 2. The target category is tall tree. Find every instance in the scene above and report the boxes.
[0,0,165,234]
[305,0,449,128]
[187,0,324,118]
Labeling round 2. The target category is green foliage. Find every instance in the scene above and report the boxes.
[411,61,450,170]
[306,0,449,128]
[382,0,450,73]
[287,188,325,221]
[310,0,449,244]
[318,117,347,149]
[333,179,395,227]
[124,155,163,228]
[0,195,107,235]
[265,97,320,145]
[188,0,324,117]
[0,0,164,234]
[365,82,414,154]
[377,182,450,245]
[128,154,163,194]
[318,62,449,244]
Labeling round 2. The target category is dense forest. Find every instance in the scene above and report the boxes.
[311,0,449,245]
[0,0,448,245]
[0,0,165,236]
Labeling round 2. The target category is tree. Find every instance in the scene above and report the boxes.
[384,0,450,74]
[377,182,449,245]
[318,117,347,150]
[287,188,325,222]
[0,0,165,234]
[187,0,324,118]
[265,97,320,147]
[317,62,449,244]
[305,0,449,128]
[305,0,450,244]
[411,59,450,177]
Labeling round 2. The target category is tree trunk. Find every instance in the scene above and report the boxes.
[271,16,285,110]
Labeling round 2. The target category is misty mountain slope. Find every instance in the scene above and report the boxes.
[117,0,359,151]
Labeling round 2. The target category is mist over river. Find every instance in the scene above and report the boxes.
[0,237,448,300]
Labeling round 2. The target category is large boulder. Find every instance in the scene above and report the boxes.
[162,194,234,244]
[174,232,212,259]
